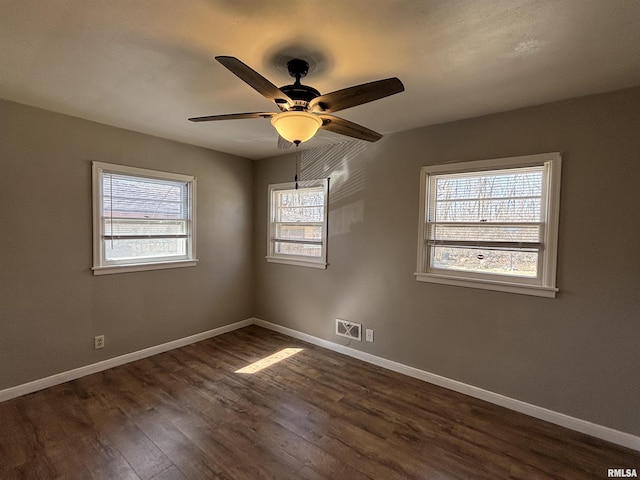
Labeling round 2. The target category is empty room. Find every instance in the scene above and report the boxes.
[1,1,639,478]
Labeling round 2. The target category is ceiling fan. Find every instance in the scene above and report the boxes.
[189,56,405,146]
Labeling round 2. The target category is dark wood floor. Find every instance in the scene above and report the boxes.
[0,326,638,479]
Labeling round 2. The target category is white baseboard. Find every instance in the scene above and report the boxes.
[0,318,253,403]
[253,318,640,452]
[2,316,638,452]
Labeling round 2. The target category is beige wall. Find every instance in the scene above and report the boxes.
[254,88,640,436]
[2,88,638,437]
[0,100,254,389]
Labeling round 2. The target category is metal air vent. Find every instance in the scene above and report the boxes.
[336,319,362,341]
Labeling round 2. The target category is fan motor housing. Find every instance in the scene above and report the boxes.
[280,84,320,104]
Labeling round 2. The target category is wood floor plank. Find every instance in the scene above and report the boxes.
[1,325,638,480]
[150,465,188,480]
[134,408,227,480]
[0,401,29,474]
[78,391,174,480]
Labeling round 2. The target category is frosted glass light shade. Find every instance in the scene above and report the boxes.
[271,111,322,144]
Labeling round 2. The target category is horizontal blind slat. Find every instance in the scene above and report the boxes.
[104,235,189,240]
[272,238,323,245]
[426,239,542,249]
[428,221,543,227]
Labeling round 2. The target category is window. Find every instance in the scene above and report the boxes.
[267,179,329,269]
[92,162,196,275]
[416,152,561,297]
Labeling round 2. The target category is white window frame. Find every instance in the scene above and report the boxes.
[266,179,329,269]
[415,152,561,298]
[92,161,197,275]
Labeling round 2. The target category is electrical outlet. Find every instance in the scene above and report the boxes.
[365,329,374,342]
[94,335,105,350]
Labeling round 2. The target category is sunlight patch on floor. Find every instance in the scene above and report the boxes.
[235,348,303,374]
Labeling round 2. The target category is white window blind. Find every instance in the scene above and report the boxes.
[92,162,196,274]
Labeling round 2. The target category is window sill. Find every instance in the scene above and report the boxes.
[414,272,558,298]
[92,259,198,276]
[266,256,327,269]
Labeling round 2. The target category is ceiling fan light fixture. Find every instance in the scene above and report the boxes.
[271,111,322,144]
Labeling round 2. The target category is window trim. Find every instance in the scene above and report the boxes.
[266,179,329,269]
[415,152,561,298]
[92,161,197,275]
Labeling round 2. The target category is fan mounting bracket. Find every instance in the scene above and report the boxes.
[287,59,310,81]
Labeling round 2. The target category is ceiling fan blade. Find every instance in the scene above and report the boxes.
[216,56,293,106]
[319,114,383,142]
[188,112,275,122]
[277,135,294,149]
[310,77,404,113]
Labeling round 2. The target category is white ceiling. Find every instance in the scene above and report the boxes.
[1,0,639,160]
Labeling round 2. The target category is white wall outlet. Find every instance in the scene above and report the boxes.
[365,329,374,343]
[94,335,105,350]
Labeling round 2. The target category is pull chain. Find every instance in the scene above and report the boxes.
[109,173,114,249]
[294,144,300,189]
